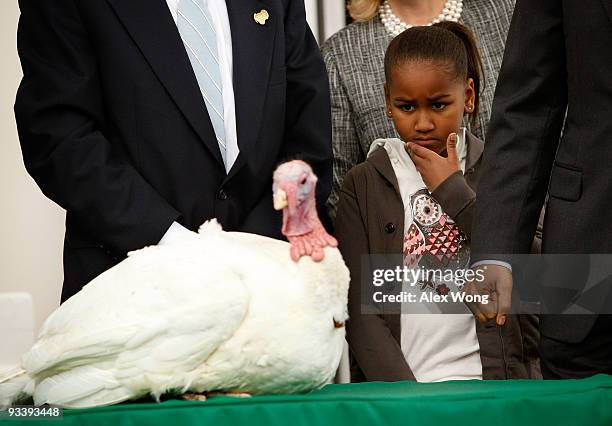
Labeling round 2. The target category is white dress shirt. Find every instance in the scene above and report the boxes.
[166,0,239,172]
[160,0,239,244]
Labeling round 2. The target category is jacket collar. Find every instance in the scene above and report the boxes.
[465,131,484,172]
[367,131,484,190]
[368,146,402,197]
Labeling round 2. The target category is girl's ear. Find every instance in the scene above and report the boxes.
[464,78,475,114]
[384,83,392,117]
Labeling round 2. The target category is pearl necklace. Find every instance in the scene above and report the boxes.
[379,0,463,37]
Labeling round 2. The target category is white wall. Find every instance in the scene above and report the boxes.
[320,0,346,43]
[306,0,346,44]
[305,0,320,42]
[0,1,65,334]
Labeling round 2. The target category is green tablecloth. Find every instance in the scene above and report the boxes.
[3,375,612,426]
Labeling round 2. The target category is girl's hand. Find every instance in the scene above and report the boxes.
[405,133,461,192]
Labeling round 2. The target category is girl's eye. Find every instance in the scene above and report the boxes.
[432,103,446,111]
[399,104,415,112]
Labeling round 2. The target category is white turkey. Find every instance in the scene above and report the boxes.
[0,160,349,409]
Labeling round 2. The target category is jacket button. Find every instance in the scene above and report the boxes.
[217,189,228,200]
[385,222,395,234]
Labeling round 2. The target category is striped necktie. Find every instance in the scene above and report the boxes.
[177,0,226,166]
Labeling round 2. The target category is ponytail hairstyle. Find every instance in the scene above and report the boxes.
[383,21,484,126]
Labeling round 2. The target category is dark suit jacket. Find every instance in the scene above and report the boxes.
[336,133,541,381]
[15,0,332,302]
[471,0,612,342]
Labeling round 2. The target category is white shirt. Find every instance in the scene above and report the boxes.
[166,0,239,173]
[160,0,238,245]
[367,131,483,382]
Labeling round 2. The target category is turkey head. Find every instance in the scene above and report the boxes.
[272,160,337,262]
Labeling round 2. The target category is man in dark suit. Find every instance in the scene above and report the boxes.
[15,0,332,302]
[470,0,612,378]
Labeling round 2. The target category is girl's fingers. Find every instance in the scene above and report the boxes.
[446,133,458,163]
[411,155,427,171]
[406,142,432,159]
[406,144,434,172]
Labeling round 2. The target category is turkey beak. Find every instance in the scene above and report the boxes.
[273,188,288,210]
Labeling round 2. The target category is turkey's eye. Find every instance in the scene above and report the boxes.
[300,177,307,185]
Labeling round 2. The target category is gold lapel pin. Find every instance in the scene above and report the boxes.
[254,9,269,25]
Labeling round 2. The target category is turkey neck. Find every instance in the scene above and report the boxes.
[282,194,337,262]
[281,194,319,237]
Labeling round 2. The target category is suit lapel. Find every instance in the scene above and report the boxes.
[224,0,277,181]
[106,0,224,165]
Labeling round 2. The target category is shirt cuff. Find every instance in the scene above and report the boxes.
[470,260,512,272]
[158,221,193,245]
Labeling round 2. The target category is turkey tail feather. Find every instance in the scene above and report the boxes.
[0,366,33,409]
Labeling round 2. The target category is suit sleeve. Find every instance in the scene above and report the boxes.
[320,42,362,221]
[471,0,567,258]
[336,170,415,382]
[280,0,332,211]
[15,0,180,255]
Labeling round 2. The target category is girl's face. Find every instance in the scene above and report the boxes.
[385,59,475,155]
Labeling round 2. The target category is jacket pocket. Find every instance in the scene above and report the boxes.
[548,162,582,201]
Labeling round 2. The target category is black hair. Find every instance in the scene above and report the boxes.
[383,21,484,126]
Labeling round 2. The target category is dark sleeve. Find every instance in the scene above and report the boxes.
[470,0,567,258]
[431,171,476,240]
[14,0,180,255]
[530,204,546,254]
[335,170,414,382]
[432,171,547,251]
[280,0,332,211]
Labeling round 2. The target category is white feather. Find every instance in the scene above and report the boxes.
[0,367,32,409]
[1,219,349,408]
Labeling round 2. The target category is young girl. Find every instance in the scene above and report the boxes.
[335,22,539,382]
